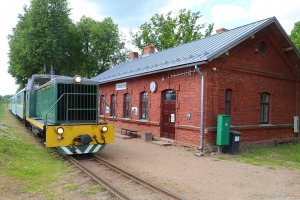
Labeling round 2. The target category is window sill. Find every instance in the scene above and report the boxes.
[121,118,130,121]
[258,124,274,127]
[137,119,148,123]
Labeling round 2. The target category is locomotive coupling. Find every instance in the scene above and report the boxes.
[74,134,92,145]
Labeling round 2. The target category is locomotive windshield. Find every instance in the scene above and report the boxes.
[26,75,55,91]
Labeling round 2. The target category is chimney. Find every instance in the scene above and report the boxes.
[143,44,155,56]
[216,28,228,34]
[129,52,139,60]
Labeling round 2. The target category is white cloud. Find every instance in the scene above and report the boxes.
[158,0,209,15]
[0,0,30,95]
[69,0,104,22]
[210,4,249,29]
[248,0,300,34]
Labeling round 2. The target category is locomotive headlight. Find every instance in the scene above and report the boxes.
[74,75,82,83]
[101,126,108,133]
[56,127,64,135]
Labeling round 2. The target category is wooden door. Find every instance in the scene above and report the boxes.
[161,90,176,140]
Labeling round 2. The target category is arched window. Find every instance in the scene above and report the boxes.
[140,92,148,119]
[110,94,116,117]
[124,93,130,118]
[260,93,270,124]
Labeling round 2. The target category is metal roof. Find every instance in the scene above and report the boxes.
[93,17,283,83]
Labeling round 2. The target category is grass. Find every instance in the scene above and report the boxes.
[0,104,70,195]
[233,144,300,169]
[86,185,106,195]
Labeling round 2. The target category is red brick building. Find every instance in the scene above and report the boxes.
[94,17,300,150]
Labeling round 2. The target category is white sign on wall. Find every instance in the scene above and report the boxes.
[131,107,138,115]
[116,82,127,90]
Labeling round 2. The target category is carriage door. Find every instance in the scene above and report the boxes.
[161,90,176,140]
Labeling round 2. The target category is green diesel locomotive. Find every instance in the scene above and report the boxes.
[9,74,114,155]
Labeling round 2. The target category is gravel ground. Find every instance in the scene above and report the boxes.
[1,128,299,200]
[97,135,300,200]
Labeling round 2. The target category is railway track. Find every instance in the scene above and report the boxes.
[67,154,185,200]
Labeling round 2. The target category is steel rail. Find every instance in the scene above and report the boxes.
[66,156,131,200]
[94,155,185,200]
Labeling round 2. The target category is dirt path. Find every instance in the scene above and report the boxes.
[98,136,300,200]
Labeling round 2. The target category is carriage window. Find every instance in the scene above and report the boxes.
[124,93,130,118]
[140,92,148,119]
[110,94,116,117]
[260,93,270,124]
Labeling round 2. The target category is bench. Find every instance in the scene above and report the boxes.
[121,128,138,138]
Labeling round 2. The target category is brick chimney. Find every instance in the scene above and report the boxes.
[129,52,139,60]
[216,28,228,34]
[143,44,155,56]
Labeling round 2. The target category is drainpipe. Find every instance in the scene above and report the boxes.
[195,65,205,150]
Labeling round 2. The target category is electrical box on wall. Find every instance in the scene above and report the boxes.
[294,116,299,133]
[216,115,231,146]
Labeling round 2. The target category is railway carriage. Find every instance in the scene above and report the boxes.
[9,74,114,155]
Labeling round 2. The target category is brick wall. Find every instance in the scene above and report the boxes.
[203,27,299,147]
[98,26,300,149]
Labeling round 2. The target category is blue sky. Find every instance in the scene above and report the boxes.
[1,0,299,95]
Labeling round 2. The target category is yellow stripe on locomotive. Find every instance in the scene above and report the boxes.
[46,124,114,147]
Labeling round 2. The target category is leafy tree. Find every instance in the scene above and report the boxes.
[9,0,129,84]
[290,21,300,50]
[77,16,128,78]
[130,9,214,52]
[8,0,81,86]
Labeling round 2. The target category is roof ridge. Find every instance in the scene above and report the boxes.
[136,17,276,56]
[93,17,281,83]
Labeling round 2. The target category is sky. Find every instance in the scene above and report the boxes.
[0,0,299,96]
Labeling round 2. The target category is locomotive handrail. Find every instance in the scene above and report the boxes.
[99,95,115,122]
[45,93,114,125]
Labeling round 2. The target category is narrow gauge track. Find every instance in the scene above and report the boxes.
[66,155,185,200]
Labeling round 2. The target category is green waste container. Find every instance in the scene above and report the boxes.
[216,115,230,146]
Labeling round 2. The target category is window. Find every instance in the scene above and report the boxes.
[100,95,105,115]
[124,93,130,118]
[260,93,270,124]
[110,94,116,117]
[164,90,176,100]
[140,92,148,119]
[260,41,267,55]
[225,89,232,115]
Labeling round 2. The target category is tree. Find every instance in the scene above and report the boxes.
[77,16,128,78]
[290,21,300,50]
[130,9,214,52]
[8,0,81,86]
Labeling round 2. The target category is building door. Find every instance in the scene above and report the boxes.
[161,90,176,140]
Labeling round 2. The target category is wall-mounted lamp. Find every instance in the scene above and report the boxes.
[212,67,217,71]
[254,48,259,53]
[162,76,165,81]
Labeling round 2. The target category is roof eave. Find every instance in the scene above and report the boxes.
[97,60,208,84]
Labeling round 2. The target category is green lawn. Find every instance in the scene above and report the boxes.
[0,104,70,195]
[232,143,300,169]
